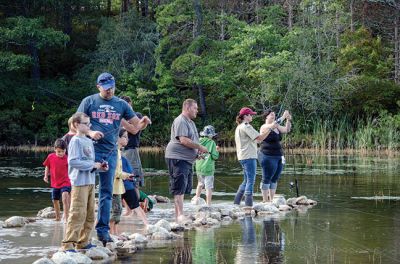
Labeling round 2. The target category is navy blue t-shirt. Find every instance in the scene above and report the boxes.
[77,94,135,153]
[121,156,135,190]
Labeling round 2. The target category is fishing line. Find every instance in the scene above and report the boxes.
[214,177,238,193]
[315,199,400,222]
[291,216,399,262]
[37,85,81,105]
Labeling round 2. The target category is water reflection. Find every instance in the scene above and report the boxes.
[170,237,192,264]
[235,217,257,264]
[193,228,216,264]
[261,219,284,263]
[234,217,284,264]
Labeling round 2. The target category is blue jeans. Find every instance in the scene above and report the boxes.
[95,150,117,239]
[237,159,257,195]
[258,152,283,190]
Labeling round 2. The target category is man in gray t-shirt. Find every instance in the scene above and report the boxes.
[165,99,208,222]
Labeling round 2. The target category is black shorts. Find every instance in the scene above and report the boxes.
[166,158,193,195]
[51,186,71,200]
[122,189,140,210]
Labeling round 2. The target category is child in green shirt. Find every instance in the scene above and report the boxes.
[193,125,220,206]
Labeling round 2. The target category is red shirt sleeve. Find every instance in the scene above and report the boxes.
[43,154,51,167]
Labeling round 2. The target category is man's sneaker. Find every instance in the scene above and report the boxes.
[99,236,113,247]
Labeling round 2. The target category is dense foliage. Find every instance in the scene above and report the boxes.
[0,0,399,150]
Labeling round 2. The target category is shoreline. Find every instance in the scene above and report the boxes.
[1,145,398,157]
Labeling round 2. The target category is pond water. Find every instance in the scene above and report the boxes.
[0,151,399,263]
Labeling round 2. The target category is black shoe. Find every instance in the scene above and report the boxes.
[99,236,113,247]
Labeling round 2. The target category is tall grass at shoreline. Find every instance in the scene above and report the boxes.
[1,115,398,156]
[280,115,399,154]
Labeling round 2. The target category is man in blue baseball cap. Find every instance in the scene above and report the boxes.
[76,72,151,245]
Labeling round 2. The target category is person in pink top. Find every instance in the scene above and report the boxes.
[43,138,71,222]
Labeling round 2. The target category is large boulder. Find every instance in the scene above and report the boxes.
[2,216,28,228]
[146,225,169,236]
[170,223,185,232]
[51,252,78,264]
[152,195,170,203]
[32,257,55,264]
[85,248,109,260]
[272,195,286,207]
[253,203,280,214]
[37,207,56,219]
[286,196,317,206]
[128,233,148,244]
[220,209,230,217]
[155,219,171,232]
[191,196,206,206]
[278,205,292,211]
[151,228,172,240]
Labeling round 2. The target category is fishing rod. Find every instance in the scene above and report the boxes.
[273,81,299,197]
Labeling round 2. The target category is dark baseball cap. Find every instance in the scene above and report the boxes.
[97,72,115,90]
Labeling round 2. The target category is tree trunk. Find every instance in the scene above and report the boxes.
[141,0,149,16]
[220,1,225,40]
[62,2,72,36]
[395,11,400,84]
[287,0,293,31]
[336,8,340,48]
[121,0,129,13]
[193,0,206,123]
[29,41,40,81]
[254,0,259,24]
[107,0,112,16]
[350,0,354,32]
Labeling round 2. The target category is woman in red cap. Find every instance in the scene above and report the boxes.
[233,107,277,206]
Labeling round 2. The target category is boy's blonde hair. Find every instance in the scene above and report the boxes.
[67,116,74,129]
[71,112,89,129]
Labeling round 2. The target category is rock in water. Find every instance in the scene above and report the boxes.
[32,257,55,264]
[85,248,109,260]
[253,203,280,214]
[66,252,92,264]
[191,196,206,206]
[272,195,286,207]
[2,216,27,228]
[153,195,170,203]
[278,205,292,211]
[37,207,56,219]
[51,252,78,264]
[128,233,148,244]
[170,223,185,232]
[155,219,172,232]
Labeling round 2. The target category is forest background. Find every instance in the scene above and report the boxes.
[0,0,399,151]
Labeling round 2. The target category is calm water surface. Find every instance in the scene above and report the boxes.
[0,151,399,263]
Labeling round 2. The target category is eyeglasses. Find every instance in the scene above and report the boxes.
[80,122,91,127]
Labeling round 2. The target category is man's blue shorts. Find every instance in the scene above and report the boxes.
[51,186,71,201]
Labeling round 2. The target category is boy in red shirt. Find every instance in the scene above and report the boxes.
[43,139,71,221]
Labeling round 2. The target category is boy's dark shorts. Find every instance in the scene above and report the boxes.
[51,186,71,201]
[122,189,140,210]
[166,158,193,195]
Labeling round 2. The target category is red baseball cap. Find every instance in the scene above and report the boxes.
[239,107,257,116]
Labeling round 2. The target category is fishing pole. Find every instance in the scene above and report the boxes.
[272,81,299,197]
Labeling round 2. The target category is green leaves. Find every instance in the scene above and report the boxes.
[0,17,69,49]
[0,51,32,72]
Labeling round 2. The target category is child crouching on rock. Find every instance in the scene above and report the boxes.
[61,112,107,252]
